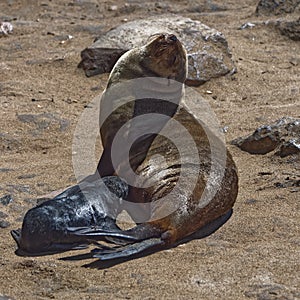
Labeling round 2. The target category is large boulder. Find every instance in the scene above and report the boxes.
[256,0,300,16]
[278,17,300,41]
[78,15,236,86]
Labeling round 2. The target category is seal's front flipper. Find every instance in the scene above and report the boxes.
[67,223,162,245]
[91,237,165,260]
[11,229,21,248]
[66,226,140,242]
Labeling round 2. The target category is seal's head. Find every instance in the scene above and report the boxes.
[142,33,187,83]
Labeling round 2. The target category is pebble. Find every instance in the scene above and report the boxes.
[0,195,13,206]
[0,220,10,228]
[108,5,118,11]
[239,22,255,30]
[0,22,13,35]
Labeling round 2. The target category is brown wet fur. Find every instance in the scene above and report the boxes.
[142,33,187,81]
[96,30,238,246]
[129,106,238,244]
[97,33,187,177]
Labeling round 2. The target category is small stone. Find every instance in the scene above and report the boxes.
[0,211,8,219]
[108,5,118,11]
[239,22,256,30]
[232,117,300,156]
[0,133,21,152]
[0,168,13,173]
[17,113,69,132]
[245,198,257,204]
[0,22,13,35]
[221,126,229,133]
[232,125,280,154]
[0,220,10,228]
[0,194,13,206]
[17,174,36,179]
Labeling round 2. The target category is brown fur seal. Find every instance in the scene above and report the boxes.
[97,33,187,177]
[67,33,238,260]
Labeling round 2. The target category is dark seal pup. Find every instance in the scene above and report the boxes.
[67,34,239,260]
[11,176,134,256]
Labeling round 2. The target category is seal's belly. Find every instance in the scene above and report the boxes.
[127,106,238,242]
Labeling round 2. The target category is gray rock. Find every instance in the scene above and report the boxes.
[0,133,21,152]
[0,211,8,219]
[245,283,300,300]
[278,17,300,41]
[0,295,14,300]
[256,0,300,16]
[274,178,300,189]
[0,220,10,228]
[17,174,36,180]
[0,194,13,206]
[232,117,300,157]
[0,168,13,173]
[17,113,69,132]
[78,15,236,85]
[6,184,30,194]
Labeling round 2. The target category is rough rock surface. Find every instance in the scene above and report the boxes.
[78,15,236,85]
[232,117,300,157]
[256,0,300,16]
[278,17,300,41]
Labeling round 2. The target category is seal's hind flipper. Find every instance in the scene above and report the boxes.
[91,237,165,260]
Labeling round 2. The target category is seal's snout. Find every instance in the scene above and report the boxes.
[168,34,177,42]
[164,34,178,43]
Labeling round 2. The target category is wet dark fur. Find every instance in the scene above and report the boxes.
[11,176,129,256]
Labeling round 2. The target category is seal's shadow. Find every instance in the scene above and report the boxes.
[61,209,233,269]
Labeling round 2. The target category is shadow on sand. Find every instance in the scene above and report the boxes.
[60,209,233,269]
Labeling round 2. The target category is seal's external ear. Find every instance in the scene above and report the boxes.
[147,32,165,41]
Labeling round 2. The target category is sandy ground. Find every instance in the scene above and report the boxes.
[0,0,299,299]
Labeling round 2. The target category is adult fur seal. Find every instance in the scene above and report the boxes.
[97,33,187,177]
[11,176,133,256]
[67,33,239,260]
